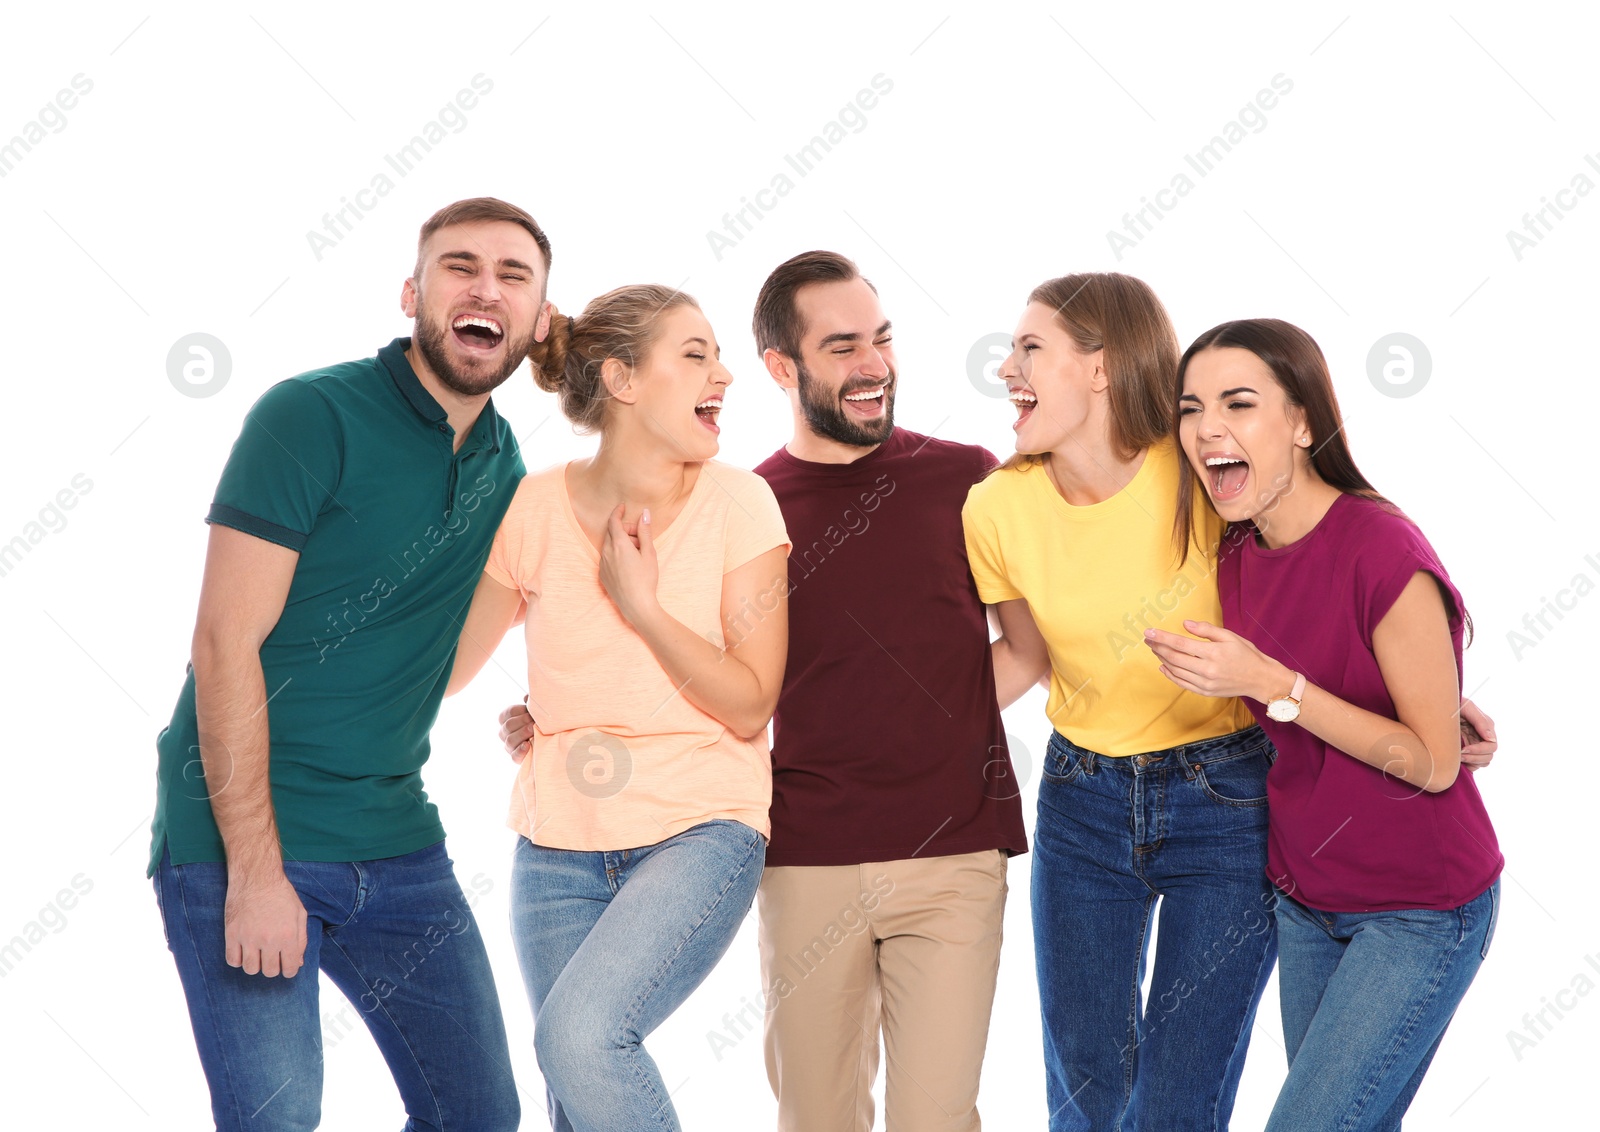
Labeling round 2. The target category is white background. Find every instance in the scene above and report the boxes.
[2,2,1594,1127]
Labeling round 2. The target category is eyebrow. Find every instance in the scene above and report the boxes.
[437,250,536,274]
[1014,332,1044,346]
[816,320,893,349]
[1221,386,1258,397]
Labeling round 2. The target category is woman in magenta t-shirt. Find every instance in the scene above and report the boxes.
[1145,318,1503,1131]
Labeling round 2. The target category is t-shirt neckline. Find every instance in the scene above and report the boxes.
[772,428,900,474]
[1032,440,1165,521]
[1244,490,1354,559]
[558,460,710,562]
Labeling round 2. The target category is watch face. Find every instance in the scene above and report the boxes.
[1267,698,1300,723]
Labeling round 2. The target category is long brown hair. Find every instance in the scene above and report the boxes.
[1171,318,1470,641]
[1171,318,1384,563]
[996,272,1177,473]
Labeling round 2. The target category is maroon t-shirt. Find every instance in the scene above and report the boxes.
[754,428,1029,867]
[1219,493,1502,912]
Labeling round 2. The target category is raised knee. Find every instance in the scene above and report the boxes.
[534,1002,603,1090]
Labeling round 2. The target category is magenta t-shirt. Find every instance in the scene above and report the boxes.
[1218,492,1502,912]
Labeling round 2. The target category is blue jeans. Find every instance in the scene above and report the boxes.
[1033,726,1278,1132]
[512,819,766,1132]
[152,840,518,1132]
[1265,879,1499,1131]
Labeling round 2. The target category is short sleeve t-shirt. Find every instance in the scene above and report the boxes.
[962,440,1254,756]
[753,428,1029,868]
[149,339,525,874]
[485,460,790,851]
[1219,492,1502,912]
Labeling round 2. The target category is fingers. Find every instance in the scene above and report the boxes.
[637,508,655,556]
[604,504,643,551]
[1461,697,1497,742]
[1144,628,1207,660]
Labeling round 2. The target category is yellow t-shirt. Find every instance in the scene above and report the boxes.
[961,440,1252,757]
[485,460,790,850]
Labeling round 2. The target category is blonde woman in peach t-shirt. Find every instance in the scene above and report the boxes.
[447,285,791,1132]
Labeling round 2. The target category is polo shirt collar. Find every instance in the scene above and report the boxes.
[379,337,505,455]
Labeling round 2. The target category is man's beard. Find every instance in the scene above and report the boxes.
[796,361,896,448]
[414,301,535,397]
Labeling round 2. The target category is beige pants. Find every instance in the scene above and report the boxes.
[758,850,1008,1131]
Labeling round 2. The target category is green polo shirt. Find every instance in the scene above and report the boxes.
[148,338,526,874]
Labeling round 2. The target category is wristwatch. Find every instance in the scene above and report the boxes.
[1266,671,1306,723]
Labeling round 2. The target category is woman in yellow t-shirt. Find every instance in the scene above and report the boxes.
[961,273,1272,1132]
[447,285,791,1132]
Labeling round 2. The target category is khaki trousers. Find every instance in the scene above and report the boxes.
[758,850,1008,1131]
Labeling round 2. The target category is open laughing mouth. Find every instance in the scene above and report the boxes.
[1204,454,1250,502]
[694,396,722,434]
[451,313,504,354]
[1009,387,1037,430]
[843,384,887,417]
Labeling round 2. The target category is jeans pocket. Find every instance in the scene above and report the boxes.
[1193,748,1270,807]
[1041,739,1087,784]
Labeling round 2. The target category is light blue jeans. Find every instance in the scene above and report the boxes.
[1265,879,1500,1131]
[511,819,766,1132]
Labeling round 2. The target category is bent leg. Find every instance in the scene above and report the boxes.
[1264,884,1496,1132]
[536,820,767,1131]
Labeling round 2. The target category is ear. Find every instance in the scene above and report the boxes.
[534,300,552,343]
[763,347,798,390]
[400,277,419,319]
[1086,348,1110,393]
[1286,403,1313,450]
[601,356,637,406]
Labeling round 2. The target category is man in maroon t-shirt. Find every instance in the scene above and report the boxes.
[748,250,1027,1131]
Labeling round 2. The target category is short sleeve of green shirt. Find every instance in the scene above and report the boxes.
[208,379,344,551]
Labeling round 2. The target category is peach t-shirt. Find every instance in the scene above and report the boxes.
[484,460,790,851]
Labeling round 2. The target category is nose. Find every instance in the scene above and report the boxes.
[713,360,733,387]
[1194,405,1225,440]
[860,345,890,381]
[998,345,1022,383]
[469,265,503,305]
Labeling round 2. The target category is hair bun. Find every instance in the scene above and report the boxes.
[529,308,574,392]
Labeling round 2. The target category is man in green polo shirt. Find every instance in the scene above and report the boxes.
[149,197,549,1131]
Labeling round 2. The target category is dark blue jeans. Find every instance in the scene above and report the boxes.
[1032,726,1278,1132]
[153,840,519,1131]
[1265,880,1499,1131]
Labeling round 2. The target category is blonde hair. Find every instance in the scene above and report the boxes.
[527,285,700,435]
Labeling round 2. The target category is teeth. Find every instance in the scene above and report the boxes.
[695,398,722,410]
[1010,391,1037,404]
[452,315,503,335]
[1205,457,1244,466]
[844,389,883,401]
